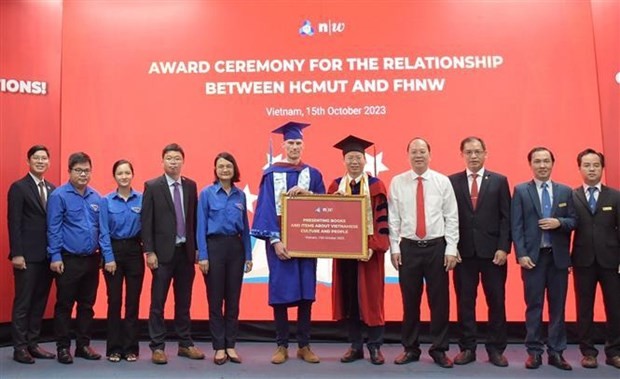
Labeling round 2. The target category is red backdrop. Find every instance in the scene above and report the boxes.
[1,0,618,324]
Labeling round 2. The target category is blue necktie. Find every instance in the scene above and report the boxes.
[541,182,551,246]
[587,187,597,214]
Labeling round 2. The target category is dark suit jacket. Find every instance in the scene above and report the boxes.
[449,170,512,258]
[511,180,577,269]
[7,174,56,263]
[572,185,620,269]
[141,175,197,264]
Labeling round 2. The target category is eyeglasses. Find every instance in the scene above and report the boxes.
[164,157,183,163]
[72,168,91,175]
[463,150,485,156]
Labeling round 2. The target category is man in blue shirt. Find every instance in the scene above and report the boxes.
[48,152,102,364]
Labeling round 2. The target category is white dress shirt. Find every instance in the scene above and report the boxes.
[582,182,601,202]
[388,168,459,256]
[466,167,485,194]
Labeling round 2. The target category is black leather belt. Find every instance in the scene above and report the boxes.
[403,237,444,248]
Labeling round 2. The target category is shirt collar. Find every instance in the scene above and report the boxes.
[346,174,364,183]
[165,174,182,186]
[214,181,238,194]
[112,188,137,200]
[466,167,485,178]
[28,172,44,186]
[411,169,430,181]
[66,182,93,196]
[582,182,601,192]
[533,178,551,189]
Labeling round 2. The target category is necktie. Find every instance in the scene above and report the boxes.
[541,182,551,246]
[38,181,47,209]
[587,187,597,214]
[416,176,426,239]
[470,173,479,210]
[172,182,186,238]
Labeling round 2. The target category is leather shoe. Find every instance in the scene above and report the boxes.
[430,352,453,368]
[226,349,242,364]
[368,346,384,365]
[525,353,542,369]
[297,345,320,363]
[605,355,620,369]
[340,348,364,363]
[28,345,56,359]
[178,346,205,360]
[75,345,101,360]
[581,355,597,369]
[213,352,228,365]
[271,346,288,364]
[393,350,419,365]
[13,348,34,364]
[151,349,167,364]
[488,351,508,367]
[454,349,476,365]
[57,348,73,364]
[548,353,572,370]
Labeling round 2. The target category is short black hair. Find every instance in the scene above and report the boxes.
[459,136,486,152]
[112,159,134,176]
[27,145,49,160]
[213,152,241,183]
[577,148,605,168]
[68,152,92,170]
[162,143,185,159]
[407,137,431,153]
[527,146,555,163]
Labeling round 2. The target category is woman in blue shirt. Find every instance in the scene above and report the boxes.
[197,152,252,365]
[99,160,144,362]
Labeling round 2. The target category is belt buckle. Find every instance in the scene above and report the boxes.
[416,240,428,248]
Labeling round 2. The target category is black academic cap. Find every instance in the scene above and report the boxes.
[271,121,310,140]
[333,135,374,156]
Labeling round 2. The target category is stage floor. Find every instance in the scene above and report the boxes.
[1,342,618,378]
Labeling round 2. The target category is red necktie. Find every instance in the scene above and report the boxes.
[470,173,479,210]
[416,176,426,239]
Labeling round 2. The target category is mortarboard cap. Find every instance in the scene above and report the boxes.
[333,135,374,156]
[271,121,310,140]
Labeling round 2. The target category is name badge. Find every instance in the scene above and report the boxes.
[602,206,613,211]
[558,202,567,208]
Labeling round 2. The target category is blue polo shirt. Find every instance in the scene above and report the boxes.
[98,189,143,263]
[47,182,101,263]
[196,182,252,261]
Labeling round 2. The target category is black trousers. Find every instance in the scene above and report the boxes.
[398,238,449,356]
[453,256,507,354]
[339,259,384,350]
[148,245,195,351]
[11,262,53,350]
[273,300,312,348]
[53,253,100,350]
[203,235,245,350]
[574,263,620,358]
[104,238,145,356]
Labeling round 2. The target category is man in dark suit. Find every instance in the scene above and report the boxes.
[571,148,620,369]
[141,143,204,364]
[511,146,577,371]
[7,145,56,364]
[449,137,511,367]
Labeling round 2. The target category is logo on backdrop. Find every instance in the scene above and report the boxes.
[299,19,345,36]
